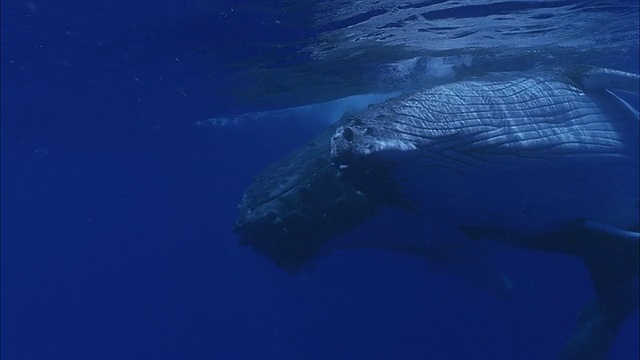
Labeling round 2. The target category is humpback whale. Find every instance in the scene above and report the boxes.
[234,66,639,359]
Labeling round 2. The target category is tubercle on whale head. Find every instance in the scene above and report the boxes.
[330,126,356,167]
[330,111,423,171]
[330,121,379,168]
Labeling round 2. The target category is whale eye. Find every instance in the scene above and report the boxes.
[365,127,374,135]
[342,127,354,141]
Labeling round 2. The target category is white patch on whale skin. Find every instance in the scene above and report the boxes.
[369,138,419,157]
[198,92,401,129]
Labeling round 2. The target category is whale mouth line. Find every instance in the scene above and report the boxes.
[252,163,334,207]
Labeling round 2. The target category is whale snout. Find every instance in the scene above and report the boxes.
[233,128,377,271]
[234,167,375,271]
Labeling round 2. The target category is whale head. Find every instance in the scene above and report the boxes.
[233,122,378,271]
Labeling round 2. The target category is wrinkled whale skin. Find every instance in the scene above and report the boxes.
[330,69,639,235]
[327,66,639,360]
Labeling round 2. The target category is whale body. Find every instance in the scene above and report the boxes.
[234,66,639,360]
[331,66,639,237]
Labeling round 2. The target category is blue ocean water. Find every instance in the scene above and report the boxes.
[1,1,638,359]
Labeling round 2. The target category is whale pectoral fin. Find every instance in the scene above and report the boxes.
[563,65,640,96]
[555,220,639,360]
[460,219,639,360]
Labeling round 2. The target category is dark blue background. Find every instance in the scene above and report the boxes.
[2,1,638,359]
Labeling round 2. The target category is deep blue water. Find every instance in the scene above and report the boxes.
[2,1,638,359]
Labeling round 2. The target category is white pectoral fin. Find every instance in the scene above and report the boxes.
[567,65,640,96]
[605,90,640,119]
